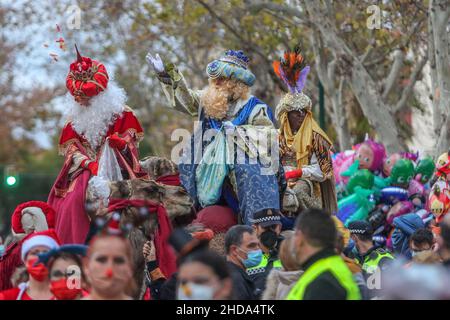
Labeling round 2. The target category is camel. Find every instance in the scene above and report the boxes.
[85,156,195,298]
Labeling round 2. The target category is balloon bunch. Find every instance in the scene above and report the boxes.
[333,137,443,247]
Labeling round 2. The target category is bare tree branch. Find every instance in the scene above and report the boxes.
[195,0,286,89]
[391,53,428,113]
[244,0,305,21]
[382,49,405,100]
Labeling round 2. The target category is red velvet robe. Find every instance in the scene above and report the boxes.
[48,108,148,244]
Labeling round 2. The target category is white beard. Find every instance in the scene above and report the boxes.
[64,80,127,149]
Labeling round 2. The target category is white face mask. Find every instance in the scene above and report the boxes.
[411,249,431,257]
[177,282,215,300]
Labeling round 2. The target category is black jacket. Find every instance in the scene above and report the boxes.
[300,249,348,300]
[227,261,257,300]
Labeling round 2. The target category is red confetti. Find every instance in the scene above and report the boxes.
[56,37,66,51]
[56,24,61,32]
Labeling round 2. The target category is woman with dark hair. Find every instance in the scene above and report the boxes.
[45,247,89,300]
[177,250,233,300]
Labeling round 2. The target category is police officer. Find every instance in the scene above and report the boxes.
[247,209,284,298]
[347,220,394,298]
[286,209,361,300]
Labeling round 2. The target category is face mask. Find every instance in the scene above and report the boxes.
[238,248,263,268]
[0,245,5,257]
[177,282,215,300]
[26,257,49,282]
[50,278,82,300]
[411,249,431,258]
[260,230,279,250]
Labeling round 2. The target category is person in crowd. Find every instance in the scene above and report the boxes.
[286,209,360,300]
[348,221,394,273]
[39,245,89,300]
[82,230,135,300]
[0,230,60,300]
[247,209,283,297]
[48,46,148,244]
[225,225,260,300]
[0,201,56,291]
[151,228,210,300]
[409,228,435,258]
[391,211,433,259]
[410,250,441,265]
[262,232,302,300]
[335,229,369,299]
[437,215,450,269]
[177,249,233,300]
[347,220,394,299]
[274,48,337,215]
[147,49,281,226]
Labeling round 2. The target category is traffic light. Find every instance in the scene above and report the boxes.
[4,165,18,187]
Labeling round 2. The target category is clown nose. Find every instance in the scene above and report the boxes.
[105,268,114,279]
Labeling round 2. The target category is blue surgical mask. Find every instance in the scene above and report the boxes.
[0,245,5,257]
[177,282,215,300]
[239,248,263,268]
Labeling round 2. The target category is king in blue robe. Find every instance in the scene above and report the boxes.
[148,49,284,224]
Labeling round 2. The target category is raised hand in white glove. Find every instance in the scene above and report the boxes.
[223,121,235,130]
[146,52,165,73]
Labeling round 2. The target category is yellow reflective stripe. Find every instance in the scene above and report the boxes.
[362,252,394,272]
[246,254,282,273]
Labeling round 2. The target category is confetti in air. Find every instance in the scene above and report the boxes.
[49,52,59,62]
[56,37,66,51]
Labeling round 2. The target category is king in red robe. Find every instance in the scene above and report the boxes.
[48,46,148,244]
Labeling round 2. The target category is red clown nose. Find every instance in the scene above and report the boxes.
[105,268,114,279]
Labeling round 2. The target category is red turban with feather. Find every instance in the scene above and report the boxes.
[66,45,109,98]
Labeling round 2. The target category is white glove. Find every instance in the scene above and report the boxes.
[223,121,235,130]
[146,52,165,73]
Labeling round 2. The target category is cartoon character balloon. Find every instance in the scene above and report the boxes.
[428,183,450,223]
[414,157,435,184]
[355,139,386,172]
[383,153,402,177]
[333,150,355,185]
[435,151,450,180]
[346,169,374,194]
[389,159,414,188]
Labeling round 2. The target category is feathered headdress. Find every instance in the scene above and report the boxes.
[273,45,310,94]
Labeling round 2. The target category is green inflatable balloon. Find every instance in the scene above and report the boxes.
[390,158,414,188]
[414,157,435,184]
[346,169,374,194]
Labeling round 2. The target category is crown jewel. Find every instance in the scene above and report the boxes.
[219,50,250,69]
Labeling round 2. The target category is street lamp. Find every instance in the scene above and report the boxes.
[6,176,17,186]
[4,165,19,187]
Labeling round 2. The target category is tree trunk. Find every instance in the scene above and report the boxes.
[429,0,450,155]
[348,62,407,153]
[310,32,352,151]
[303,0,406,153]
[331,79,352,151]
